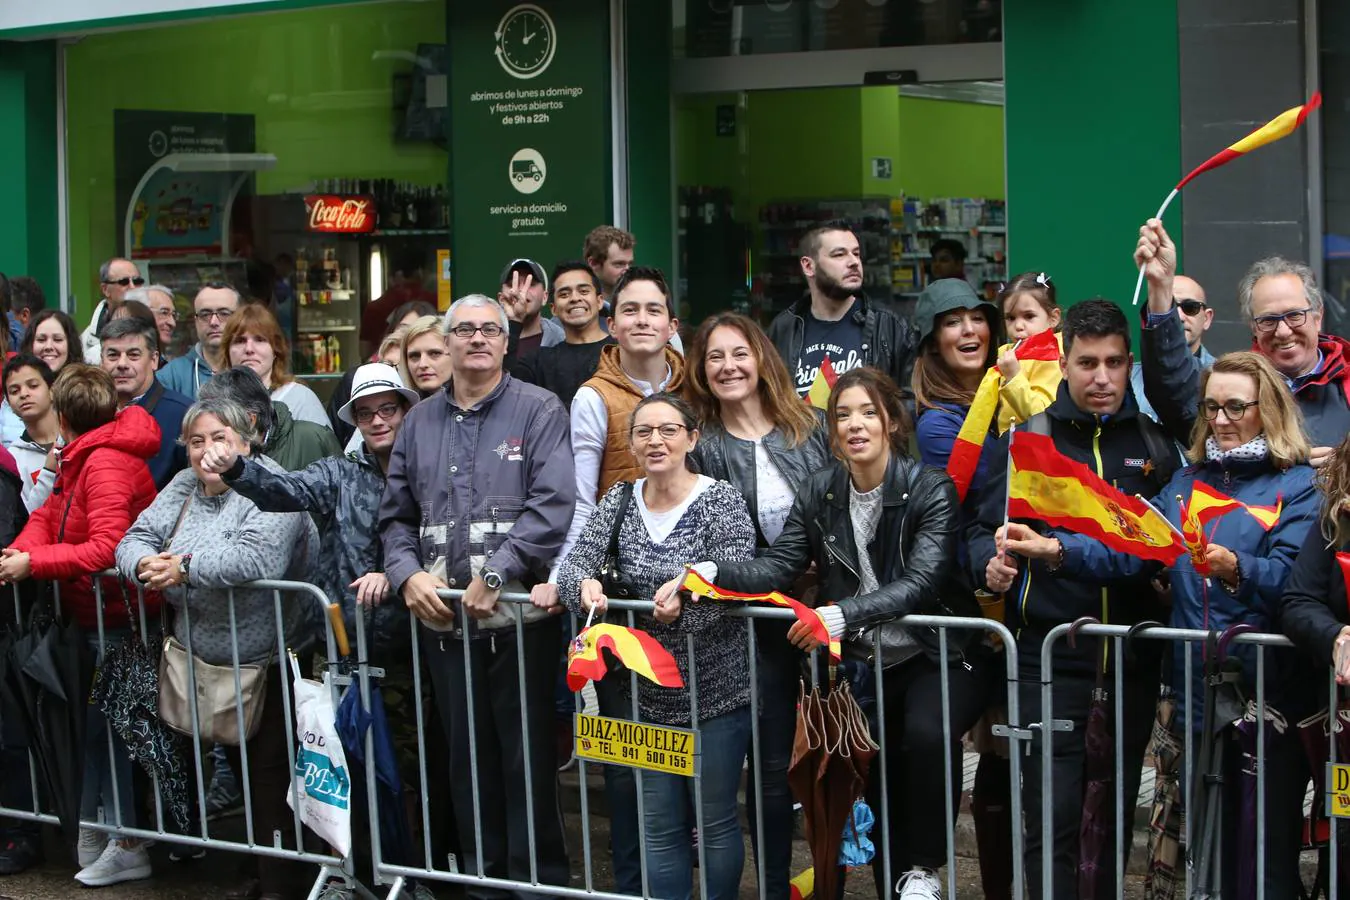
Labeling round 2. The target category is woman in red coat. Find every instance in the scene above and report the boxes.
[0,364,160,888]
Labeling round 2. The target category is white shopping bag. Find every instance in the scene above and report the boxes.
[285,654,352,856]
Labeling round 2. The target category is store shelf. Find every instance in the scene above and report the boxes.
[298,290,355,301]
[297,324,357,332]
[371,228,445,237]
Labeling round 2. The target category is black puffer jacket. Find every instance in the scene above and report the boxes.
[767,293,917,396]
[714,453,978,666]
[1279,521,1350,668]
[692,420,831,549]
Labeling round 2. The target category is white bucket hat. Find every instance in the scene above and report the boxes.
[337,363,421,426]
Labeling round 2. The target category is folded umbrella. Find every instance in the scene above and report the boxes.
[1234,700,1288,900]
[1142,692,1183,900]
[789,681,837,900]
[336,676,412,866]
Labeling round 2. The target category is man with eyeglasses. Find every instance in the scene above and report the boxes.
[1130,273,1215,423]
[157,283,241,399]
[1137,219,1350,465]
[380,293,575,895]
[81,257,145,364]
[123,285,180,364]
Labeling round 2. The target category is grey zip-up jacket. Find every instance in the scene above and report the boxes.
[115,459,320,665]
[379,374,576,636]
[224,444,405,658]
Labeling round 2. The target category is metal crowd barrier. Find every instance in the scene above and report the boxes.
[351,589,1026,900]
[0,572,368,900]
[1034,620,1342,900]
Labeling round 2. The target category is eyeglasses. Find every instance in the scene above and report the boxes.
[448,322,505,339]
[153,308,179,321]
[103,276,146,288]
[631,423,688,441]
[1200,399,1259,421]
[1173,298,1207,317]
[1252,307,1313,333]
[194,308,235,323]
[354,402,402,425]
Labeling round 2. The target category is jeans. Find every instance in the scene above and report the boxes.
[744,620,799,899]
[423,620,570,899]
[594,675,642,895]
[82,631,137,831]
[641,706,751,900]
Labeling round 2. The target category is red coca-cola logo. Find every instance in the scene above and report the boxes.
[304,195,375,233]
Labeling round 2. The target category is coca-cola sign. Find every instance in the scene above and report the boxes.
[304,195,375,233]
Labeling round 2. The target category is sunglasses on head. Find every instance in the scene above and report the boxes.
[103,276,146,288]
[1173,298,1207,317]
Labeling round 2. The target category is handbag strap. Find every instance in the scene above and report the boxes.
[604,481,635,572]
[163,492,195,552]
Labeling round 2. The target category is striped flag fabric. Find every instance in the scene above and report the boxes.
[566,623,684,692]
[1180,482,1283,574]
[679,568,842,661]
[806,355,839,411]
[1175,93,1321,190]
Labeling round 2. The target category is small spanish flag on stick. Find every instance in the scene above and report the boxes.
[566,623,684,692]
[1007,432,1184,564]
[806,355,839,411]
[948,329,1061,502]
[1131,93,1321,307]
[679,568,842,661]
[1179,482,1283,575]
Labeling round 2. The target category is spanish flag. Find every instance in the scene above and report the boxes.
[1176,93,1321,189]
[566,623,684,692]
[1179,482,1283,575]
[949,329,1062,502]
[806,355,838,411]
[1337,552,1350,619]
[1007,432,1184,564]
[679,568,842,661]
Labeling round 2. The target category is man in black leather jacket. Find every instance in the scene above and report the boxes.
[767,223,916,398]
[972,300,1173,900]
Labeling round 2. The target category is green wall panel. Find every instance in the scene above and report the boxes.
[1004,1,1181,319]
[895,96,1005,201]
[626,0,674,278]
[0,42,58,305]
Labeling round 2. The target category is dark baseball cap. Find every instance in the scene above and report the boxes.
[499,258,548,291]
[914,278,997,346]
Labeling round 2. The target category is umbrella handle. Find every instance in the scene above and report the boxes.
[1066,616,1101,650]
[1216,622,1258,662]
[1123,620,1165,665]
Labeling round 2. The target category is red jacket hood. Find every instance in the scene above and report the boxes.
[59,405,162,476]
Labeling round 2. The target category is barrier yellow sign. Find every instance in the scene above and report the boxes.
[1331,764,1350,817]
[574,713,697,777]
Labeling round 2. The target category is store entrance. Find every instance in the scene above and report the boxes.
[673,82,1006,330]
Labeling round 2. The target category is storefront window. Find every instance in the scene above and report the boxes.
[64,1,450,399]
[674,0,1002,59]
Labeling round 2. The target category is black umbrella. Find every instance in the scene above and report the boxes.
[336,675,412,866]
[1065,616,1115,900]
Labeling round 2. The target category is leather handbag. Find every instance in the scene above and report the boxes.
[158,629,269,746]
[597,481,637,600]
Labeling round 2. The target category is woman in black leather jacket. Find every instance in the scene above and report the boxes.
[667,366,989,900]
[686,312,829,898]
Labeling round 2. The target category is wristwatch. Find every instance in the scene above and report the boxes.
[481,567,503,591]
[178,553,193,582]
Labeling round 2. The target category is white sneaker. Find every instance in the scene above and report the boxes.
[74,840,152,887]
[77,827,107,868]
[895,867,942,900]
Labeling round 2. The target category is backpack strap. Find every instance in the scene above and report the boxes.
[1136,414,1180,486]
[1022,411,1052,437]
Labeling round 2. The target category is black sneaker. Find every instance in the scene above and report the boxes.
[0,837,41,875]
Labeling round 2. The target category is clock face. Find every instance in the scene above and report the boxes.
[495,4,557,80]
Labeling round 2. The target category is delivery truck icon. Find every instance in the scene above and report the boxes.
[508,148,547,195]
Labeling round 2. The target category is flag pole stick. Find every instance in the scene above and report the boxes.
[1136,493,1185,539]
[1129,187,1181,309]
[583,604,597,631]
[999,424,1016,559]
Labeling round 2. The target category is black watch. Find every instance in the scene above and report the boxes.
[178,553,193,582]
[481,567,503,591]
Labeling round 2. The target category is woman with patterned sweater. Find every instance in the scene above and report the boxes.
[557,392,755,900]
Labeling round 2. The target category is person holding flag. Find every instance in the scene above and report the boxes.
[973,300,1177,900]
[1002,351,1319,898]
[557,392,756,900]
[667,366,990,900]
[684,311,828,899]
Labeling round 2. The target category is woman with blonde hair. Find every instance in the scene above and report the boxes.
[686,312,827,897]
[221,303,330,429]
[1007,350,1321,897]
[398,315,453,398]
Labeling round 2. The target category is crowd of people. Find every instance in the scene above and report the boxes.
[0,217,1347,900]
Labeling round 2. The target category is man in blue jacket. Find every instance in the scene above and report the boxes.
[158,283,239,399]
[379,293,576,897]
[98,316,189,488]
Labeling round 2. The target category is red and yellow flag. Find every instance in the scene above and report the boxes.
[679,568,842,661]
[1007,432,1184,564]
[948,330,1062,502]
[566,623,684,692]
[1337,552,1350,619]
[806,355,839,411]
[1179,482,1283,575]
[1176,93,1322,189]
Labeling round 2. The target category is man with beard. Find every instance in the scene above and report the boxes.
[768,222,915,399]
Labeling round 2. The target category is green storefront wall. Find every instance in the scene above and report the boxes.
[0,0,1177,326]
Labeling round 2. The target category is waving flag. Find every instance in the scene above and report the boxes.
[566,623,683,692]
[806,355,839,411]
[679,568,842,661]
[1176,94,1322,190]
[949,329,1062,501]
[1180,482,1283,575]
[1008,432,1184,564]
